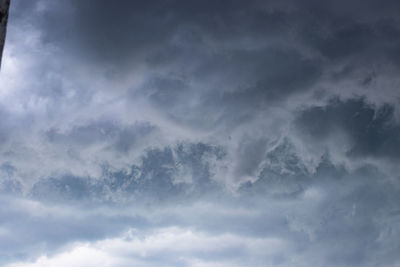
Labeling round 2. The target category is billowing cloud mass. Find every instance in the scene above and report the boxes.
[1,0,400,266]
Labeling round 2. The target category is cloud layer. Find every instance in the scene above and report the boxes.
[1,0,400,266]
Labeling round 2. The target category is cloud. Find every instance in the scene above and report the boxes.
[28,142,224,204]
[6,227,287,267]
[1,0,400,266]
[3,155,400,267]
[296,97,400,159]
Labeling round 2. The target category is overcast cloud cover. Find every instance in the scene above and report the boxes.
[1,0,400,266]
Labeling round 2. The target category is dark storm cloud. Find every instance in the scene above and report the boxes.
[12,0,400,128]
[204,47,321,102]
[296,97,400,159]
[3,0,400,266]
[143,47,321,129]
[35,0,287,64]
[15,0,321,101]
[300,18,400,74]
[23,0,400,70]
[24,0,397,129]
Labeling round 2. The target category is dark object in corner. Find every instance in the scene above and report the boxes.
[0,0,10,69]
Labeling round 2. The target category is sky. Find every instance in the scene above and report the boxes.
[1,0,400,266]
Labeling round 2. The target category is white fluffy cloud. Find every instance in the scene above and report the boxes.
[7,227,286,267]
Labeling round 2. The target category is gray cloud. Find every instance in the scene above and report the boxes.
[296,97,400,159]
[3,149,400,266]
[2,0,400,266]
[29,142,224,204]
[46,120,155,154]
